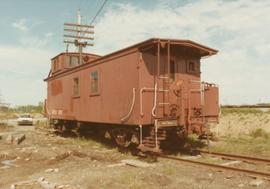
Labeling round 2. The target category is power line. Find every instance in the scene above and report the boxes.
[82,0,98,18]
[80,0,108,41]
[89,0,108,25]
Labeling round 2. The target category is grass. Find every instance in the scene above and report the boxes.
[221,108,263,115]
[249,128,269,139]
[105,172,149,189]
[207,134,270,157]
[162,166,176,175]
[185,134,206,149]
[197,156,225,164]
[35,119,49,128]
[72,137,105,148]
[0,122,14,131]
[0,112,17,120]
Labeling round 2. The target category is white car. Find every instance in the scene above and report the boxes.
[17,114,33,125]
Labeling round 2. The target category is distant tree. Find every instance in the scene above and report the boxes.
[11,101,44,114]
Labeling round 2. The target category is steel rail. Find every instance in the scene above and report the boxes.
[159,154,270,178]
[198,150,270,164]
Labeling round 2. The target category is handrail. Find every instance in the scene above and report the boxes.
[151,83,158,117]
[140,87,168,117]
[120,88,136,122]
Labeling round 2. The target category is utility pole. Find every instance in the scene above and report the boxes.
[64,10,94,65]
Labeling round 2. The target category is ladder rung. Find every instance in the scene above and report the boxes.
[159,89,169,92]
[159,76,169,79]
[159,102,170,105]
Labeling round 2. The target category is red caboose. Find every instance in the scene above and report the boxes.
[44,38,219,152]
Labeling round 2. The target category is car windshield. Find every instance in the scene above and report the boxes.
[20,114,31,118]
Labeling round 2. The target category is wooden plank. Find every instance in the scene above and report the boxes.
[63,41,94,46]
[64,35,94,40]
[121,159,155,168]
[64,29,94,34]
[64,22,94,28]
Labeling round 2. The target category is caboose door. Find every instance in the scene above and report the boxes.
[158,55,180,119]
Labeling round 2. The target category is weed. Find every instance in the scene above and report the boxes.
[35,119,49,128]
[72,137,103,147]
[249,128,269,139]
[162,167,176,175]
[207,135,270,157]
[0,122,14,131]
[185,134,206,149]
[239,116,245,121]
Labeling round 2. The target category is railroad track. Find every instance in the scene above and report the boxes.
[198,150,270,164]
[158,152,270,179]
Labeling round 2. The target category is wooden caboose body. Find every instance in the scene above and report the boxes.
[44,38,219,151]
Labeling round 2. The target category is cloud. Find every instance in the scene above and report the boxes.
[1,19,55,105]
[45,32,54,38]
[1,0,270,106]
[19,32,54,48]
[12,18,29,31]
[0,46,53,105]
[91,0,270,105]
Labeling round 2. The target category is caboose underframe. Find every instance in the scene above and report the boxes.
[44,38,219,152]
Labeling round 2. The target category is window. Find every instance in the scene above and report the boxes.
[53,62,57,71]
[53,60,58,72]
[70,56,79,67]
[169,60,176,82]
[90,71,99,94]
[188,62,195,72]
[73,77,79,96]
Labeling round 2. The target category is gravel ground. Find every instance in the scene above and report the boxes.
[0,121,270,188]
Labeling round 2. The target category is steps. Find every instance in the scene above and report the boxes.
[138,128,169,152]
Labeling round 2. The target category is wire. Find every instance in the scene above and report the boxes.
[81,0,108,40]
[83,0,99,19]
[90,0,108,25]
[73,0,108,48]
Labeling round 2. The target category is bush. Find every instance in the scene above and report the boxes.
[249,128,269,139]
[0,122,14,131]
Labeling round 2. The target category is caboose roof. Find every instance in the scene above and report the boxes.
[45,38,218,81]
[107,38,218,57]
[51,52,101,61]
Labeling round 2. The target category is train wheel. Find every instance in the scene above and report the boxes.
[112,128,132,148]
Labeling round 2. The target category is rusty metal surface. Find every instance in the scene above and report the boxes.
[204,83,219,117]
[45,38,219,133]
[159,154,270,179]
[198,150,270,164]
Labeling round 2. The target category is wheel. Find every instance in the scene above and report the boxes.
[111,128,132,148]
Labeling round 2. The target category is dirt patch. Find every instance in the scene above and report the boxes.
[1,115,270,189]
[143,173,172,186]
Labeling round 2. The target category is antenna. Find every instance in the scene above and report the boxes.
[64,9,94,65]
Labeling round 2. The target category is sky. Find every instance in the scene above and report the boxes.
[0,0,269,106]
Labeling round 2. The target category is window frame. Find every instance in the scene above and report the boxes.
[53,59,58,72]
[186,60,198,73]
[72,77,80,97]
[169,59,176,82]
[69,56,79,68]
[90,70,100,96]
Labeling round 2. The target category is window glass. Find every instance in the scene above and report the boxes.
[188,61,195,72]
[169,60,175,82]
[73,77,79,96]
[70,56,79,67]
[90,71,99,94]
[53,60,58,71]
